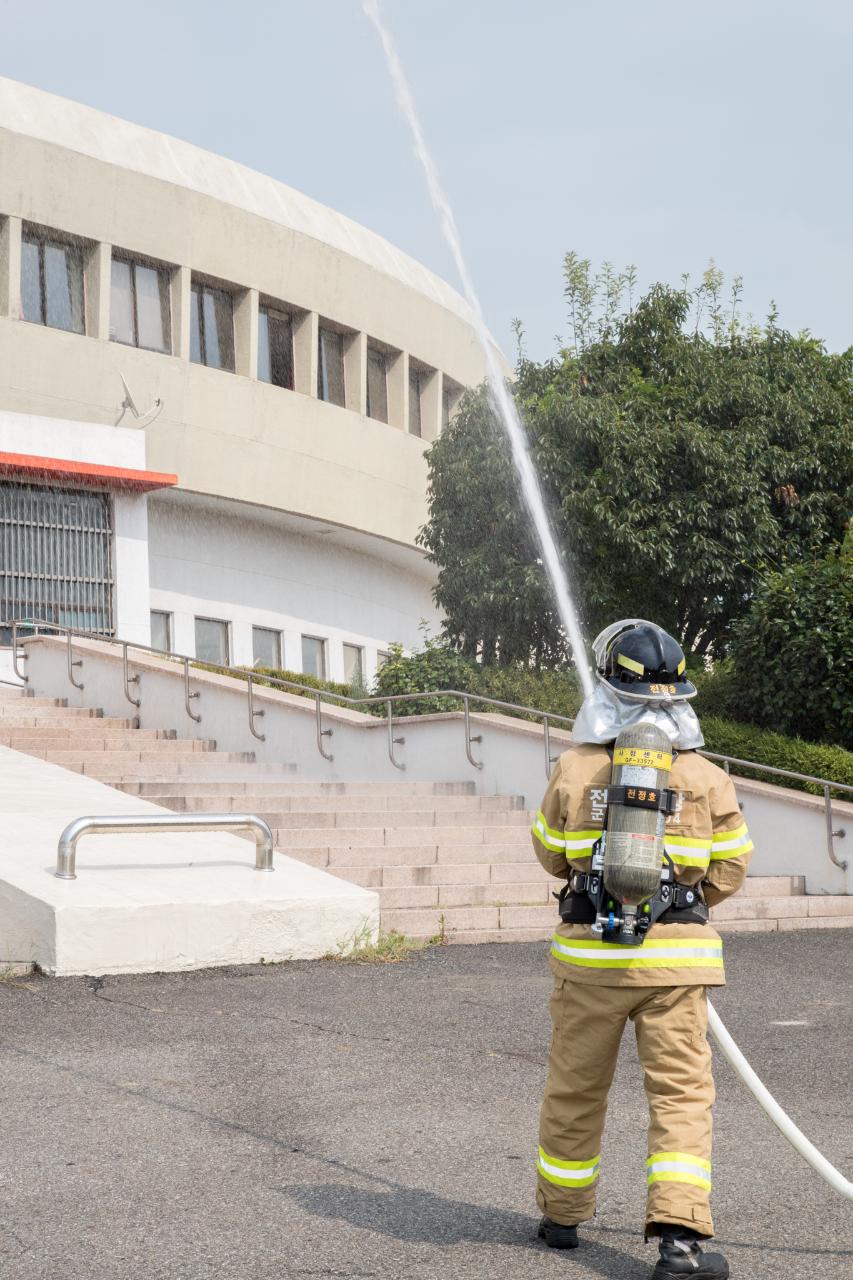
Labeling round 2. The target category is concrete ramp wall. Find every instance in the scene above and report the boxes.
[0,744,378,975]
[21,636,852,898]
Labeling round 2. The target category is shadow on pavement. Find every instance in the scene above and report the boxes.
[283,1183,648,1275]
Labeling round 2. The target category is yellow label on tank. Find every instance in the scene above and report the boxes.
[613,747,672,770]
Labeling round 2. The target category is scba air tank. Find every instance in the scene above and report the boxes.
[603,723,672,905]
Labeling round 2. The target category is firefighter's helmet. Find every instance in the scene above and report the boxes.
[593,620,696,701]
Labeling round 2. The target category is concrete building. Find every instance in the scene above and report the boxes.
[0,76,495,684]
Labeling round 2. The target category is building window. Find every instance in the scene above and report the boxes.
[442,383,461,429]
[258,306,294,389]
[317,327,345,406]
[408,368,422,437]
[150,610,172,653]
[343,643,364,684]
[20,229,85,334]
[190,282,235,371]
[376,650,391,670]
[301,635,326,679]
[111,256,171,353]
[366,347,388,423]
[195,616,230,665]
[252,625,282,669]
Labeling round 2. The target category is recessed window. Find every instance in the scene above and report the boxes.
[442,380,462,429]
[150,610,172,653]
[190,281,235,371]
[376,650,391,669]
[318,327,345,406]
[111,255,171,353]
[408,368,422,437]
[366,347,388,423]
[301,635,326,679]
[252,625,282,669]
[343,643,364,683]
[20,228,85,334]
[258,306,294,389]
[194,616,230,665]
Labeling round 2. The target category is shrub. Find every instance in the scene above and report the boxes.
[700,716,853,798]
[373,636,475,715]
[727,547,853,750]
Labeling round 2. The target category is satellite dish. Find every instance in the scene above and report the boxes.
[116,373,163,428]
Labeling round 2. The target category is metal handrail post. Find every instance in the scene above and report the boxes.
[183,657,201,723]
[66,631,84,690]
[122,643,141,709]
[55,812,275,879]
[463,695,483,770]
[247,674,266,742]
[387,698,405,770]
[823,785,848,871]
[543,715,556,779]
[315,692,333,761]
[11,621,29,683]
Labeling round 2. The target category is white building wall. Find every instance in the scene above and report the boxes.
[147,495,441,682]
[113,493,151,645]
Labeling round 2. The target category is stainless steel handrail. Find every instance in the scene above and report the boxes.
[55,812,275,880]
[122,642,141,711]
[8,618,852,872]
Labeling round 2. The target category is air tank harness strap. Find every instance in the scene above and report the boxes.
[606,785,680,814]
[556,875,709,927]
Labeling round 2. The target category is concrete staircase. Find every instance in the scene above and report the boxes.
[3,686,851,941]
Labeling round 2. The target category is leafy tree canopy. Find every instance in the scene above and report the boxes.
[419,259,853,667]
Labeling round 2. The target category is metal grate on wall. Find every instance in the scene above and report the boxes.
[0,481,114,645]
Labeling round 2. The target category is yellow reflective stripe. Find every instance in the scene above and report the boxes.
[538,1146,601,1188]
[616,652,645,675]
[664,835,711,867]
[648,1170,712,1190]
[710,839,754,862]
[647,1152,711,1172]
[551,935,724,970]
[677,657,686,675]
[540,1147,601,1172]
[712,822,749,844]
[666,834,712,849]
[532,812,566,853]
[532,814,601,853]
[647,1152,712,1190]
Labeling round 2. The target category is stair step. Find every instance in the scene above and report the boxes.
[147,793,523,815]
[274,826,530,849]
[740,875,804,898]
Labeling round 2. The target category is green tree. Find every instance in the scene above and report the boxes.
[727,543,853,748]
[419,261,853,665]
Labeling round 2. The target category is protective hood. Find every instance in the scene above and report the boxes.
[572,678,705,750]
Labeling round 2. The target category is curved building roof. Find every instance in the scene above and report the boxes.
[0,75,476,329]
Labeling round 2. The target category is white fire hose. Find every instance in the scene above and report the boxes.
[707,1002,853,1200]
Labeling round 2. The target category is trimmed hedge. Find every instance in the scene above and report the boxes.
[699,716,853,798]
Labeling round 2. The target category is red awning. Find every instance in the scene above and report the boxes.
[0,452,178,493]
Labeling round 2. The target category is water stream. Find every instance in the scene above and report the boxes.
[362,1,594,697]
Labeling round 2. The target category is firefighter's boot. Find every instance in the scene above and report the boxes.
[537,1216,579,1250]
[652,1226,729,1278]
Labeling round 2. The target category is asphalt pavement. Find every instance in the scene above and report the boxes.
[1,930,851,1280]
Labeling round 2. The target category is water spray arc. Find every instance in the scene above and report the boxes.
[363,0,853,1204]
[362,0,593,699]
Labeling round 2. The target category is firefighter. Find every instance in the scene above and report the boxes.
[533,620,754,1280]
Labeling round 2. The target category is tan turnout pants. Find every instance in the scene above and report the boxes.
[537,977,714,1239]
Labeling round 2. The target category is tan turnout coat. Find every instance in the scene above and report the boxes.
[532,744,754,986]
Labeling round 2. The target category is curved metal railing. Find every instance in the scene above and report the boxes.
[55,812,275,880]
[6,618,850,872]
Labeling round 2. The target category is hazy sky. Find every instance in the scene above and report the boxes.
[1,1,850,360]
